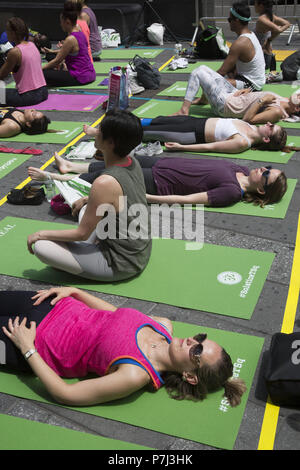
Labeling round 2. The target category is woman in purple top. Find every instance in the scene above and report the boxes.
[43,1,95,87]
[29,151,287,209]
[1,286,246,407]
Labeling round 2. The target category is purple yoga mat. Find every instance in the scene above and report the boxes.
[20,94,107,112]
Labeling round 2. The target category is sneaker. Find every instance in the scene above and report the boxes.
[134,141,163,157]
[129,75,145,95]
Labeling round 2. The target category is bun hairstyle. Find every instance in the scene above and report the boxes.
[61,1,79,25]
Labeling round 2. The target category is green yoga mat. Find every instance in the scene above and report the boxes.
[0,414,149,450]
[0,153,32,180]
[93,61,129,74]
[158,82,297,99]
[0,121,87,144]
[161,61,222,73]
[183,177,297,219]
[101,48,163,59]
[157,81,300,129]
[0,323,264,449]
[0,216,274,319]
[135,100,300,163]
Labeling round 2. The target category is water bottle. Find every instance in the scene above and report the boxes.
[174,43,182,59]
[44,179,56,202]
[297,68,300,81]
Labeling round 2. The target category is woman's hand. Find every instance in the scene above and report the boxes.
[259,94,277,106]
[164,142,182,151]
[31,287,77,306]
[71,196,88,217]
[233,88,251,97]
[2,317,36,355]
[27,232,42,254]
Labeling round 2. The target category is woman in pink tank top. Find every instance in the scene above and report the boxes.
[1,287,246,408]
[0,17,48,106]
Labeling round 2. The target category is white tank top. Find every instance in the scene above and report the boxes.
[214,119,253,148]
[236,32,266,90]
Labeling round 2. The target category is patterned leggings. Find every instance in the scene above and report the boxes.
[184,65,237,116]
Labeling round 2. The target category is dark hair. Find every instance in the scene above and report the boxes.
[61,1,79,25]
[69,0,83,14]
[163,348,247,407]
[33,34,51,52]
[231,1,251,24]
[6,17,29,41]
[252,126,300,153]
[244,171,287,207]
[23,115,51,135]
[255,0,274,21]
[100,109,143,158]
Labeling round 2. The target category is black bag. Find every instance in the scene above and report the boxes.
[130,55,161,89]
[265,332,300,407]
[194,26,228,60]
[280,50,300,80]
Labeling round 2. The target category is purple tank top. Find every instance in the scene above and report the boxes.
[82,6,102,52]
[65,31,96,84]
[35,297,172,389]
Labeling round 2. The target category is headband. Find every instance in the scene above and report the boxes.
[230,7,252,22]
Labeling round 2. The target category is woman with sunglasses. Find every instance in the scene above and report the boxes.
[174,65,300,124]
[0,287,246,407]
[29,150,286,209]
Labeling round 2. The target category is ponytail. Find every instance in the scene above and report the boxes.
[223,377,247,407]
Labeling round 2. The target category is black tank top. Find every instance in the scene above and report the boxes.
[0,108,25,131]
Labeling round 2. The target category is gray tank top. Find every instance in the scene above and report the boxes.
[98,157,152,274]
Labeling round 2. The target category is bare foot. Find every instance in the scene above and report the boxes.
[171,108,189,116]
[83,124,99,137]
[54,153,73,174]
[28,167,50,181]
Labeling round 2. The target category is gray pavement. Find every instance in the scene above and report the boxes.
[0,31,300,451]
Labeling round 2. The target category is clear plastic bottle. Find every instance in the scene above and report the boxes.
[44,179,56,202]
[297,68,300,81]
[174,43,182,59]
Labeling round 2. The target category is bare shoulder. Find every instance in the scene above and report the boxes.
[115,362,152,388]
[151,316,173,335]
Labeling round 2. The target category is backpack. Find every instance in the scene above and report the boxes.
[194,26,229,60]
[280,50,300,80]
[129,55,161,89]
[264,332,300,407]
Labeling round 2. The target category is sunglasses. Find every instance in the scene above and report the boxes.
[189,333,207,363]
[262,166,272,191]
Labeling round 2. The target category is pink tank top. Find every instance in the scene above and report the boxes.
[35,297,172,389]
[13,42,46,94]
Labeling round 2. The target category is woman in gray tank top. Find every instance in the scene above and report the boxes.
[27,110,152,282]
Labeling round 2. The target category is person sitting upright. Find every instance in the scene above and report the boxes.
[42,1,96,87]
[0,17,48,107]
[27,109,152,282]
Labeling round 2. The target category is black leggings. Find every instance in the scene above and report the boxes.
[0,291,53,372]
[142,116,207,145]
[80,155,158,195]
[2,86,48,107]
[43,69,83,87]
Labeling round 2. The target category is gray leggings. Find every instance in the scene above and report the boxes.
[185,65,237,116]
[33,207,134,282]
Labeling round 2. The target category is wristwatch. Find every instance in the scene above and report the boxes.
[24,348,37,361]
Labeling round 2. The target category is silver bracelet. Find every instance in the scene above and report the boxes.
[24,348,37,361]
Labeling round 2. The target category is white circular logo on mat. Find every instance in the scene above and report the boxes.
[217,271,242,285]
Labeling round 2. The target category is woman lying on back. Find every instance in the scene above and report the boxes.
[1,287,246,407]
